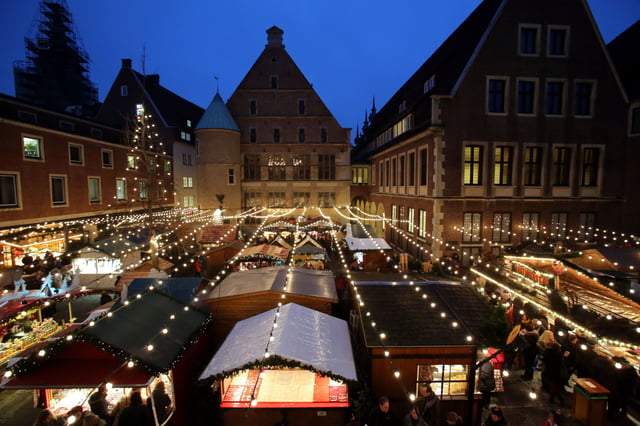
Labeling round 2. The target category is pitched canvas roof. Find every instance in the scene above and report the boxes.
[355,281,493,347]
[237,244,290,260]
[198,302,357,382]
[345,223,391,251]
[199,224,238,244]
[83,290,211,373]
[202,265,337,301]
[125,277,203,305]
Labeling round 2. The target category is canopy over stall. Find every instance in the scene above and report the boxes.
[201,266,336,301]
[345,223,391,251]
[199,302,357,382]
[236,244,290,261]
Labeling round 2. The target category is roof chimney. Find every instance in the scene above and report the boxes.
[146,74,160,86]
[266,26,284,47]
[121,58,132,68]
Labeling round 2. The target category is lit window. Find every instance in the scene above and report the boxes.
[183,177,193,188]
[521,212,539,241]
[523,147,542,186]
[493,146,512,185]
[464,146,483,185]
[139,180,148,199]
[88,177,100,203]
[23,136,43,160]
[492,212,511,243]
[581,147,600,187]
[127,154,136,170]
[228,168,235,185]
[462,212,482,242]
[553,147,571,186]
[116,178,126,201]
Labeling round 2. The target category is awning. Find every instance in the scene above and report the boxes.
[236,244,290,261]
[345,224,391,251]
[198,303,357,382]
[1,358,153,389]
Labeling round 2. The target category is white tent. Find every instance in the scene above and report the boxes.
[345,223,391,251]
[205,266,337,301]
[198,302,357,382]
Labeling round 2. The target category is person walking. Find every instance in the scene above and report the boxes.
[415,383,439,426]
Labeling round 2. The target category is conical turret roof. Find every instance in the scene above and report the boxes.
[195,92,239,131]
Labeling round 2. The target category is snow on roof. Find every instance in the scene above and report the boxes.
[198,303,357,382]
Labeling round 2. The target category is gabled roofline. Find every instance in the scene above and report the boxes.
[451,0,508,96]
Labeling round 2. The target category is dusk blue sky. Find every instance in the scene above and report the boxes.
[1,0,639,138]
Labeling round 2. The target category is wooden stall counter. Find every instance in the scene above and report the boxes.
[572,378,610,426]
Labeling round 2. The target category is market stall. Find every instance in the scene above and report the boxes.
[200,265,337,342]
[198,302,357,425]
[1,290,213,425]
[344,224,393,272]
[234,244,290,270]
[351,280,495,426]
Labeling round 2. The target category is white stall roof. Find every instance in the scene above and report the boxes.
[198,303,357,382]
[205,266,337,301]
[345,224,391,251]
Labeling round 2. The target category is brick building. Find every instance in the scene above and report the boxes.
[352,0,632,264]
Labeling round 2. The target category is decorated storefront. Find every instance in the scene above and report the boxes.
[198,303,357,426]
[1,290,213,425]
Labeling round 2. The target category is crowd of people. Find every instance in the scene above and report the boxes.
[32,382,173,426]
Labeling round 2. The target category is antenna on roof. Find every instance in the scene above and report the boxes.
[215,75,220,93]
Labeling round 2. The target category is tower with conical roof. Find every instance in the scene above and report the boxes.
[195,92,241,210]
[13,0,98,115]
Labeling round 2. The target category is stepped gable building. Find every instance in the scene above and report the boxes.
[352,0,630,264]
[196,26,351,214]
[96,59,205,208]
[607,20,640,230]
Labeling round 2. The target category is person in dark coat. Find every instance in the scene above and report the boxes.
[117,391,153,426]
[369,395,399,426]
[478,356,496,408]
[415,383,439,426]
[88,385,112,424]
[481,405,507,426]
[149,381,172,424]
[542,340,565,405]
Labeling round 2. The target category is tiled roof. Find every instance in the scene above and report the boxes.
[195,92,240,131]
[367,0,503,136]
[356,281,493,347]
[608,19,640,99]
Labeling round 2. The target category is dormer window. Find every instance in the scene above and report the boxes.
[423,75,436,94]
